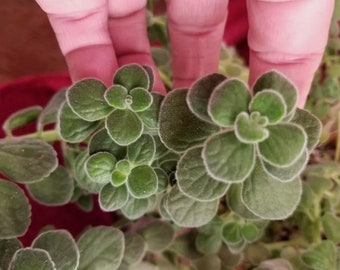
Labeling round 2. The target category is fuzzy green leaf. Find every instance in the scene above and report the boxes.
[9,248,55,270]
[301,241,336,270]
[111,170,128,187]
[88,129,126,160]
[241,223,260,242]
[106,109,143,146]
[253,71,297,116]
[226,184,260,220]
[121,196,151,220]
[291,108,322,152]
[262,149,308,182]
[154,168,168,193]
[222,222,242,245]
[0,138,57,183]
[0,180,30,239]
[187,73,226,123]
[115,160,131,174]
[169,233,202,260]
[159,89,218,152]
[85,152,117,184]
[58,102,99,143]
[235,112,269,143]
[136,93,163,132]
[32,230,79,270]
[208,79,251,127]
[241,160,302,220]
[121,233,146,266]
[104,85,128,109]
[99,184,129,211]
[67,79,113,121]
[321,212,340,243]
[113,64,150,91]
[3,106,42,136]
[77,227,124,270]
[76,195,93,212]
[166,186,218,227]
[139,221,175,252]
[127,165,158,199]
[0,239,22,270]
[249,90,286,124]
[127,134,155,166]
[258,123,307,167]
[130,88,153,112]
[176,146,229,201]
[27,166,74,206]
[203,131,255,183]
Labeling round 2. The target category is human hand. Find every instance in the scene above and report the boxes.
[35,0,334,107]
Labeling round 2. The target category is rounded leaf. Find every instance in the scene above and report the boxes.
[241,223,260,242]
[111,170,128,187]
[99,184,129,211]
[122,233,146,266]
[104,85,128,109]
[208,79,251,127]
[222,223,242,245]
[130,88,153,112]
[136,93,164,131]
[9,248,55,270]
[176,146,229,201]
[166,186,218,227]
[113,64,150,91]
[127,165,158,199]
[258,123,307,167]
[85,152,117,184]
[0,180,30,239]
[105,109,143,146]
[127,134,155,166]
[203,131,255,183]
[121,196,150,220]
[67,79,113,121]
[0,239,22,270]
[249,90,287,124]
[27,166,74,206]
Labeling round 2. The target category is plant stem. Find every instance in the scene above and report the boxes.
[264,236,308,251]
[15,129,61,142]
[159,70,173,89]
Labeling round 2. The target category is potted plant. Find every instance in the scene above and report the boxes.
[0,3,339,270]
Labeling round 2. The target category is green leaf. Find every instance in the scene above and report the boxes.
[291,108,322,152]
[32,230,79,270]
[195,217,224,254]
[104,85,128,109]
[158,195,171,220]
[141,66,154,92]
[262,149,308,182]
[176,146,229,201]
[9,248,55,270]
[26,166,74,206]
[258,123,307,167]
[99,184,129,211]
[218,244,242,269]
[222,222,242,245]
[168,232,202,260]
[187,73,226,123]
[121,196,150,220]
[249,90,287,124]
[241,160,302,220]
[301,241,336,270]
[193,255,222,270]
[166,186,218,227]
[58,102,99,143]
[139,221,175,252]
[0,239,22,270]
[115,160,131,174]
[253,71,297,116]
[73,151,103,193]
[127,134,155,166]
[113,64,150,91]
[127,165,158,199]
[3,106,42,136]
[226,184,260,220]
[203,131,255,183]
[0,180,30,239]
[121,233,146,266]
[77,227,124,270]
[88,129,126,160]
[241,223,260,242]
[130,88,153,112]
[159,89,219,152]
[154,168,168,193]
[244,243,270,265]
[105,109,143,146]
[67,79,113,121]
[0,138,57,183]
[76,195,93,212]
[111,170,128,187]
[85,152,117,184]
[321,212,340,243]
[208,79,251,127]
[234,112,269,143]
[136,93,164,132]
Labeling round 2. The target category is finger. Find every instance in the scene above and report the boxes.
[247,0,335,108]
[35,0,118,86]
[107,0,166,94]
[166,0,229,89]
